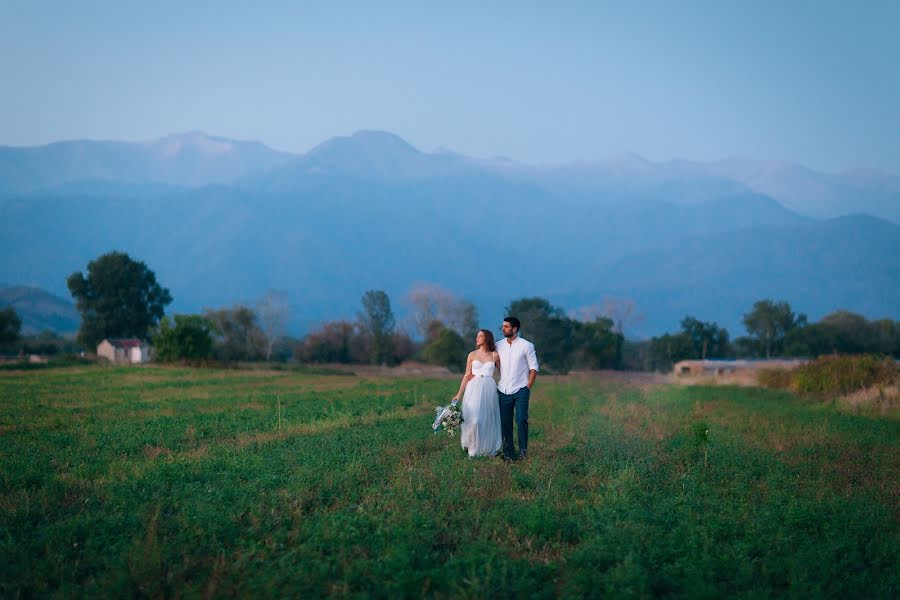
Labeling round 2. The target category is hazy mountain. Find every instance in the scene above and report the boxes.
[565,214,900,334]
[3,129,897,221]
[0,132,295,192]
[0,285,79,335]
[662,158,900,223]
[1,130,897,337]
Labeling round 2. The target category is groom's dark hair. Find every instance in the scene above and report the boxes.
[504,316,521,332]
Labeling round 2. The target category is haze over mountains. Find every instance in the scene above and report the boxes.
[1,131,898,338]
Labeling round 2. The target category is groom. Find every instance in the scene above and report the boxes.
[496,316,539,460]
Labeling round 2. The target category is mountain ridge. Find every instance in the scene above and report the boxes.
[2,130,897,221]
[1,130,897,337]
[0,285,79,336]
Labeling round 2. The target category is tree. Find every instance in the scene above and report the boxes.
[0,306,22,349]
[742,300,806,358]
[601,297,645,337]
[422,322,468,371]
[388,331,415,365]
[67,251,172,348]
[572,317,624,370]
[359,290,395,365]
[461,301,479,343]
[506,297,578,372]
[296,321,365,364]
[646,316,732,370]
[20,330,80,356]
[203,305,267,362]
[783,311,900,358]
[647,332,695,371]
[407,283,478,340]
[153,315,214,362]
[257,290,290,361]
[680,316,731,359]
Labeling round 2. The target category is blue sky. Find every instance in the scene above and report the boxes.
[1,1,898,172]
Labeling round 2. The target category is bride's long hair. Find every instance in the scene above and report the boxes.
[479,329,496,352]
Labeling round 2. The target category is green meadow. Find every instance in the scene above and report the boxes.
[1,366,897,598]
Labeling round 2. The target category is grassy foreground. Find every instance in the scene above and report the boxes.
[1,367,898,598]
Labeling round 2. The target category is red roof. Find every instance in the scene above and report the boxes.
[107,338,145,348]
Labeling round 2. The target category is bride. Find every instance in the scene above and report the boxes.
[452,329,502,457]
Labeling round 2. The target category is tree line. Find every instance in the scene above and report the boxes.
[642,299,900,371]
[2,252,897,371]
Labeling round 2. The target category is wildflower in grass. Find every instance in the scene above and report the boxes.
[692,421,710,467]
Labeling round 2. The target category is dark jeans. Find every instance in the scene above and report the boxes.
[499,386,529,458]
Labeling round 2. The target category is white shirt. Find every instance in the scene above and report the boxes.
[496,336,539,394]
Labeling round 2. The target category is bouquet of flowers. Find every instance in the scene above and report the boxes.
[432,399,464,436]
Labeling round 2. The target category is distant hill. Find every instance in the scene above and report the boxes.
[672,158,900,224]
[0,286,79,335]
[0,132,294,192]
[566,214,900,334]
[3,130,897,222]
[1,130,898,337]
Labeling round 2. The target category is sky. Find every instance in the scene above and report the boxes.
[1,1,899,173]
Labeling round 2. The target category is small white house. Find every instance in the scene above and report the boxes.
[97,338,152,364]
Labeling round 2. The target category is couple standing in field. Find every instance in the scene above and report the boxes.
[451,317,539,460]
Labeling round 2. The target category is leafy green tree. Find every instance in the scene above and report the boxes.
[0,306,22,349]
[646,316,732,370]
[506,297,583,373]
[647,332,695,371]
[680,316,731,359]
[461,301,479,343]
[503,297,626,373]
[203,306,267,362]
[784,311,900,358]
[422,321,468,371]
[572,317,624,370]
[153,315,214,362]
[359,290,395,365]
[20,331,80,356]
[67,251,172,348]
[742,300,806,358]
[507,297,570,372]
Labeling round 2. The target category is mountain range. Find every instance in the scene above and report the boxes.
[1,131,898,338]
[0,285,80,336]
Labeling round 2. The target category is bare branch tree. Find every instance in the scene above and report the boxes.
[600,297,644,337]
[406,283,476,339]
[257,290,290,361]
[572,297,645,337]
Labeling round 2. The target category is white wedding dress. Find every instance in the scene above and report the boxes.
[460,360,502,457]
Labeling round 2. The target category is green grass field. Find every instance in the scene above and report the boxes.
[1,366,898,598]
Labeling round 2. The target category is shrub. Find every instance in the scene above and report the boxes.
[792,354,898,396]
[422,325,467,371]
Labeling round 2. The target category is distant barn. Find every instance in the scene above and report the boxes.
[97,338,152,364]
[673,359,808,379]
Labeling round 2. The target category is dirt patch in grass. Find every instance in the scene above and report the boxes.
[599,399,669,441]
[141,445,172,460]
[231,401,433,448]
[120,407,178,419]
[195,401,267,414]
[838,385,900,416]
